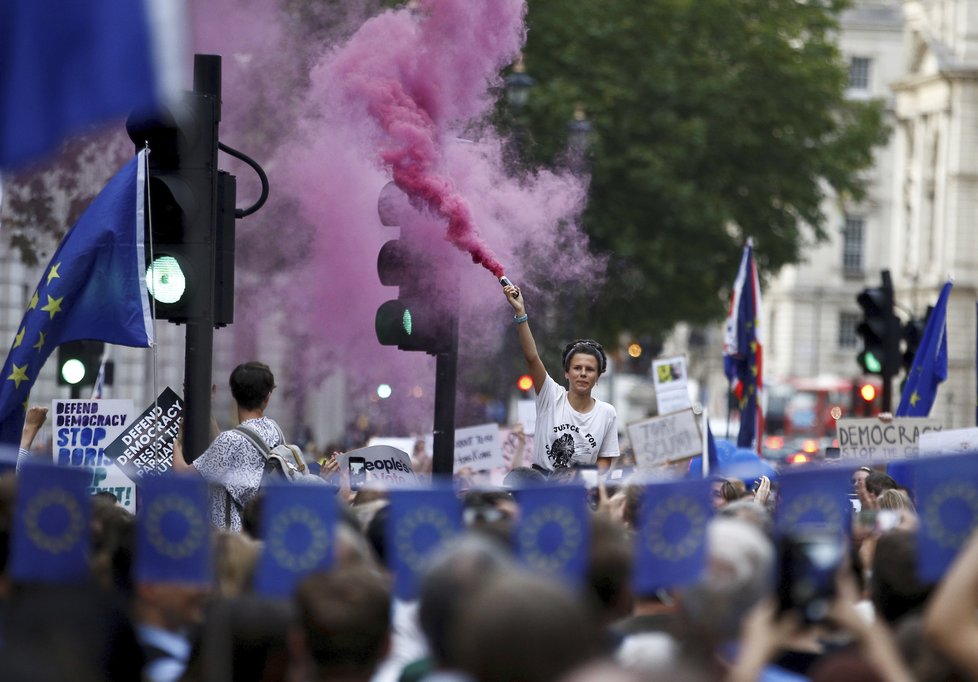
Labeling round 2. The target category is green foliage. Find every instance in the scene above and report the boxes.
[513,0,889,337]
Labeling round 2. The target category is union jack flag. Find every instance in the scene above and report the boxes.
[723,240,763,452]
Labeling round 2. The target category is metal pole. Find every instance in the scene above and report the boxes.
[184,54,222,460]
[431,310,458,476]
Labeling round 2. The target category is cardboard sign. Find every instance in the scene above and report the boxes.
[516,399,537,436]
[52,398,136,511]
[453,423,503,472]
[501,428,534,468]
[627,409,702,469]
[652,355,692,415]
[336,445,417,488]
[103,388,183,479]
[918,427,978,457]
[836,417,943,461]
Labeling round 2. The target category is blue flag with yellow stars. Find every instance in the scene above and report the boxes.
[634,478,712,593]
[897,280,952,417]
[0,151,154,445]
[255,483,338,597]
[515,485,590,587]
[10,462,92,584]
[776,467,852,534]
[388,486,462,599]
[914,454,978,582]
[136,475,211,585]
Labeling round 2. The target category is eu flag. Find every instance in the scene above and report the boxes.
[0,0,184,169]
[913,454,978,582]
[10,462,92,584]
[634,478,712,593]
[723,239,764,451]
[896,281,952,417]
[255,484,338,598]
[775,467,852,534]
[388,487,462,599]
[515,485,590,587]
[136,475,211,585]
[0,151,154,446]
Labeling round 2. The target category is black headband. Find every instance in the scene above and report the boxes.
[561,339,607,374]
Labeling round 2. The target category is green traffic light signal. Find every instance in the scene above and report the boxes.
[860,350,882,374]
[145,255,188,305]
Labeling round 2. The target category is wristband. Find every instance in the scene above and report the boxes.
[514,313,528,325]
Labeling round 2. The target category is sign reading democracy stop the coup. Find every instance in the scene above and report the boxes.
[836,417,943,461]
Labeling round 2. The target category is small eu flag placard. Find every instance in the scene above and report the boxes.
[11,462,92,584]
[634,478,712,593]
[914,454,978,582]
[255,484,337,597]
[514,485,590,587]
[136,474,211,585]
[776,467,852,534]
[388,487,462,600]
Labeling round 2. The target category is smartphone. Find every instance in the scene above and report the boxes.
[777,526,845,623]
[348,456,367,490]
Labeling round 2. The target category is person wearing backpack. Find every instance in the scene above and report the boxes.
[173,361,311,532]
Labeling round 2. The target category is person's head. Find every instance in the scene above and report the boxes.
[293,567,391,680]
[716,499,773,536]
[452,571,599,682]
[710,478,745,509]
[877,488,916,514]
[229,361,275,411]
[864,471,898,501]
[586,514,635,628]
[852,466,872,494]
[135,581,210,632]
[562,339,607,396]
[871,529,934,625]
[418,533,515,667]
[502,466,547,490]
[214,531,261,598]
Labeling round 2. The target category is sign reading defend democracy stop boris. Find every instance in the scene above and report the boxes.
[103,387,183,479]
[836,417,943,461]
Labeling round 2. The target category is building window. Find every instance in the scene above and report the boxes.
[842,214,864,273]
[849,57,871,91]
[839,312,859,349]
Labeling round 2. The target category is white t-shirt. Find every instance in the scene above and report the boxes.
[533,375,620,471]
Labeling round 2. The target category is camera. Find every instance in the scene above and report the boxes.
[348,456,367,490]
[777,526,845,623]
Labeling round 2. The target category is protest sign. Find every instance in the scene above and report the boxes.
[336,445,417,488]
[52,398,136,511]
[501,427,534,468]
[918,427,978,457]
[453,423,503,472]
[628,409,702,469]
[516,399,537,435]
[836,417,943,461]
[652,355,692,415]
[103,388,183,480]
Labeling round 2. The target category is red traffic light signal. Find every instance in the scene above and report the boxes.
[517,374,534,392]
[859,383,877,402]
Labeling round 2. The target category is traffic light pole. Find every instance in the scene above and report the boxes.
[183,55,222,460]
[881,270,898,414]
[431,305,459,476]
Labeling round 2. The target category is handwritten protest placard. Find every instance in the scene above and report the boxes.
[836,417,943,461]
[103,388,183,480]
[52,398,135,510]
[453,423,503,472]
[627,409,702,469]
[652,355,691,415]
[336,445,417,488]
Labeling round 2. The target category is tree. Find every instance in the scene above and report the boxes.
[513,0,888,338]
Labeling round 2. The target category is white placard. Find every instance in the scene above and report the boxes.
[918,427,978,457]
[836,417,943,461]
[454,423,503,472]
[516,399,537,436]
[52,398,136,511]
[652,355,691,415]
[627,408,702,469]
[336,445,417,488]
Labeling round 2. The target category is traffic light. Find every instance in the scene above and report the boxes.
[517,374,534,394]
[853,382,877,417]
[901,307,931,374]
[57,341,106,388]
[622,336,658,374]
[375,182,453,354]
[126,86,218,323]
[855,273,900,377]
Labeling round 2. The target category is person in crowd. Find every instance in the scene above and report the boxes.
[14,404,47,471]
[172,361,285,531]
[877,488,916,514]
[502,281,620,475]
[134,576,210,682]
[862,471,898,510]
[852,465,872,498]
[585,514,635,649]
[924,527,978,676]
[213,531,261,598]
[711,477,746,509]
[452,571,600,682]
[717,498,774,537]
[292,566,393,682]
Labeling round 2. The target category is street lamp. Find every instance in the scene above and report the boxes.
[504,57,535,112]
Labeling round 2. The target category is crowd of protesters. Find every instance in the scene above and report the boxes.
[2,360,978,682]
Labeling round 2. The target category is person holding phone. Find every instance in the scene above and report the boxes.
[502,281,620,475]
